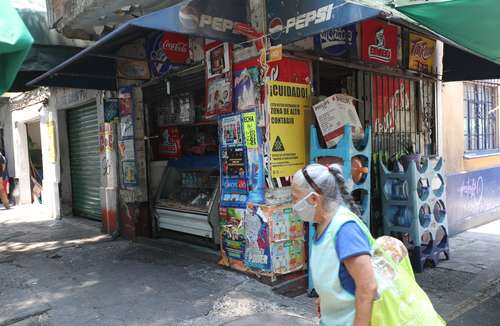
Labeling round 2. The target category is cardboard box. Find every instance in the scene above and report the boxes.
[313,94,363,147]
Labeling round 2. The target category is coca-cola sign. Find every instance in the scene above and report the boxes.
[408,33,435,73]
[161,32,189,63]
[361,20,398,66]
[146,32,190,77]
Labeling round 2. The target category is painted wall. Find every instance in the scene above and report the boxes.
[442,81,500,234]
[442,81,500,174]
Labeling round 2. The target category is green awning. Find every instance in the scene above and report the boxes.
[0,1,33,94]
[396,0,500,65]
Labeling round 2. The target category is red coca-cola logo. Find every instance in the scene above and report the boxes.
[161,32,189,64]
[411,40,434,60]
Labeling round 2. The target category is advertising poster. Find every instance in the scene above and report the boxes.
[409,33,436,73]
[244,206,271,271]
[243,112,265,204]
[220,114,243,146]
[267,57,311,84]
[271,240,305,274]
[361,19,398,66]
[207,78,232,117]
[99,123,114,154]
[104,98,119,122]
[118,139,135,161]
[220,146,248,208]
[120,115,135,139]
[270,207,304,242]
[122,161,138,187]
[234,67,260,112]
[47,120,57,163]
[372,75,413,133]
[206,42,230,79]
[267,81,311,178]
[219,208,247,268]
[119,87,133,116]
[315,24,358,58]
[158,127,182,159]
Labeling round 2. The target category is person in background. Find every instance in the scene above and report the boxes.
[0,151,10,209]
[292,163,376,326]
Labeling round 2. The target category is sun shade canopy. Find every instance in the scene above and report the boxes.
[396,0,500,79]
[0,1,33,94]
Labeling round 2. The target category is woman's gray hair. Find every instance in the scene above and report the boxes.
[293,163,361,215]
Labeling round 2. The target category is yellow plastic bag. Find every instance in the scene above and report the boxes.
[370,236,446,326]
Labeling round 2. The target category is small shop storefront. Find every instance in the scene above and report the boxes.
[28,0,447,285]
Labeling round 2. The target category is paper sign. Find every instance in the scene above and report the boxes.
[47,120,57,163]
[312,94,363,147]
[267,81,311,178]
[268,44,283,62]
[243,112,258,149]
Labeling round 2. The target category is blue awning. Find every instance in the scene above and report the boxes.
[27,0,248,90]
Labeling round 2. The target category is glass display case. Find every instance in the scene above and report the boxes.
[153,155,220,239]
[156,167,218,214]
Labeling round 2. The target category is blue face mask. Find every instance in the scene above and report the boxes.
[293,192,317,222]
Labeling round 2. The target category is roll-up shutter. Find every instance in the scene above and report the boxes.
[67,105,101,220]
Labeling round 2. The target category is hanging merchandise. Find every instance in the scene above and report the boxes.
[312,93,364,148]
[267,81,311,178]
[158,127,182,159]
[234,57,265,126]
[205,42,233,118]
[146,32,190,77]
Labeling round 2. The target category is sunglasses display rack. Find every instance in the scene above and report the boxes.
[379,158,449,273]
[307,124,372,293]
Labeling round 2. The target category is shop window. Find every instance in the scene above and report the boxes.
[464,82,498,152]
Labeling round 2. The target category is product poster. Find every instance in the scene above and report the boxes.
[219,208,246,265]
[122,161,138,187]
[99,123,114,154]
[207,78,232,117]
[118,139,135,161]
[267,57,311,85]
[220,114,243,146]
[271,240,305,274]
[206,42,230,79]
[220,146,249,208]
[408,33,436,73]
[104,98,119,122]
[267,81,311,178]
[158,127,182,159]
[244,206,271,271]
[270,207,304,242]
[234,67,260,112]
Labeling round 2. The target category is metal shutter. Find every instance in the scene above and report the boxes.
[67,105,101,220]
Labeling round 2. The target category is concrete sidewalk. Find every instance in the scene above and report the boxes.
[1,204,500,325]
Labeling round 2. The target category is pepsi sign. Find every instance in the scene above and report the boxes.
[267,0,379,44]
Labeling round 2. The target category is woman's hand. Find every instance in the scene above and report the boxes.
[344,254,377,326]
[314,297,321,318]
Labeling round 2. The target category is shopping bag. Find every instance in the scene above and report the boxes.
[345,212,446,325]
[370,236,446,326]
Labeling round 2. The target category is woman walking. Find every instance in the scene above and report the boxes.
[291,163,444,326]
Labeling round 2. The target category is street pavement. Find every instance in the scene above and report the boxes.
[1,204,500,325]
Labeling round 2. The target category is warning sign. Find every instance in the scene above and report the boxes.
[267,81,311,178]
[272,136,285,152]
